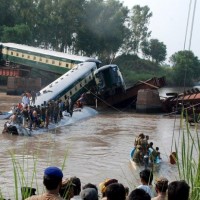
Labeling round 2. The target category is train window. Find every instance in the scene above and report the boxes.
[46,59,48,63]
[22,54,24,57]
[70,91,72,95]
[55,81,58,84]
[66,64,69,68]
[85,79,87,83]
[80,83,82,87]
[59,62,62,66]
[64,95,67,100]
[33,56,36,60]
[16,53,19,56]
[11,52,13,55]
[89,76,91,79]
[52,60,55,64]
[27,55,30,59]
[75,86,77,91]
[39,58,42,61]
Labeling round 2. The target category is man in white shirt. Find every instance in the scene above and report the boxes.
[22,93,30,107]
[137,169,154,197]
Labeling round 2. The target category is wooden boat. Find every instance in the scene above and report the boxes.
[2,106,98,136]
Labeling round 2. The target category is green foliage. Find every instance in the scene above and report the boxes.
[75,0,129,61]
[122,5,152,55]
[0,0,16,26]
[141,39,167,64]
[0,0,199,87]
[1,24,32,44]
[115,54,166,86]
[170,50,200,86]
[174,110,200,200]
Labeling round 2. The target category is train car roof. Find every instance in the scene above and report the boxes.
[95,64,118,73]
[34,61,97,105]
[1,43,90,62]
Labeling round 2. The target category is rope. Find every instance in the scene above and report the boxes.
[83,86,124,113]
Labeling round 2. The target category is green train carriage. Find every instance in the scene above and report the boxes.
[0,43,90,75]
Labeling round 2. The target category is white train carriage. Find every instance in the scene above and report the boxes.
[34,60,99,106]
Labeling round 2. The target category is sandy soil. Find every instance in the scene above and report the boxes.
[0,93,21,112]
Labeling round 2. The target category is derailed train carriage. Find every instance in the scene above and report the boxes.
[94,64,126,97]
[34,61,126,107]
[2,60,126,135]
[0,43,89,74]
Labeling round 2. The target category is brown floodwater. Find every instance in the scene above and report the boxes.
[0,88,197,199]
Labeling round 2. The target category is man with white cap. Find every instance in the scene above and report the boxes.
[25,166,64,200]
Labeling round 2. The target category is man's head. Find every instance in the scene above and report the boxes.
[43,166,63,191]
[105,183,126,200]
[149,142,153,147]
[70,176,81,195]
[82,183,98,192]
[154,177,168,193]
[99,178,118,197]
[139,169,153,185]
[139,133,145,139]
[128,188,150,200]
[168,180,190,200]
[156,147,159,151]
[80,188,98,200]
[60,178,75,200]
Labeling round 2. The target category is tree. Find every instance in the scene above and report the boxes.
[123,5,152,55]
[75,0,129,62]
[170,50,200,86]
[1,24,32,44]
[141,39,167,64]
[0,0,16,26]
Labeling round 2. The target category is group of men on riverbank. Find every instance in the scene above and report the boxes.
[22,166,190,200]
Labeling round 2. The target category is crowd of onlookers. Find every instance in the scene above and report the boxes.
[23,166,190,200]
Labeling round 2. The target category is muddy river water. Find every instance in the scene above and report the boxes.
[0,87,198,199]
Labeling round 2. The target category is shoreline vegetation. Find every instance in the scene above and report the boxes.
[175,112,200,200]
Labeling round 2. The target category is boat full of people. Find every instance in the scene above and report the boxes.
[3,102,98,136]
[130,133,162,170]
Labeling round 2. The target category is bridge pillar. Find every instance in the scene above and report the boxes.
[136,89,162,113]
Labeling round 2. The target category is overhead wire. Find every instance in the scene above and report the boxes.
[171,0,197,154]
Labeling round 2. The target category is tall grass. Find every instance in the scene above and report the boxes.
[4,134,70,200]
[174,110,200,200]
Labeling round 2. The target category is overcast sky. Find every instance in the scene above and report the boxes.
[121,0,200,62]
